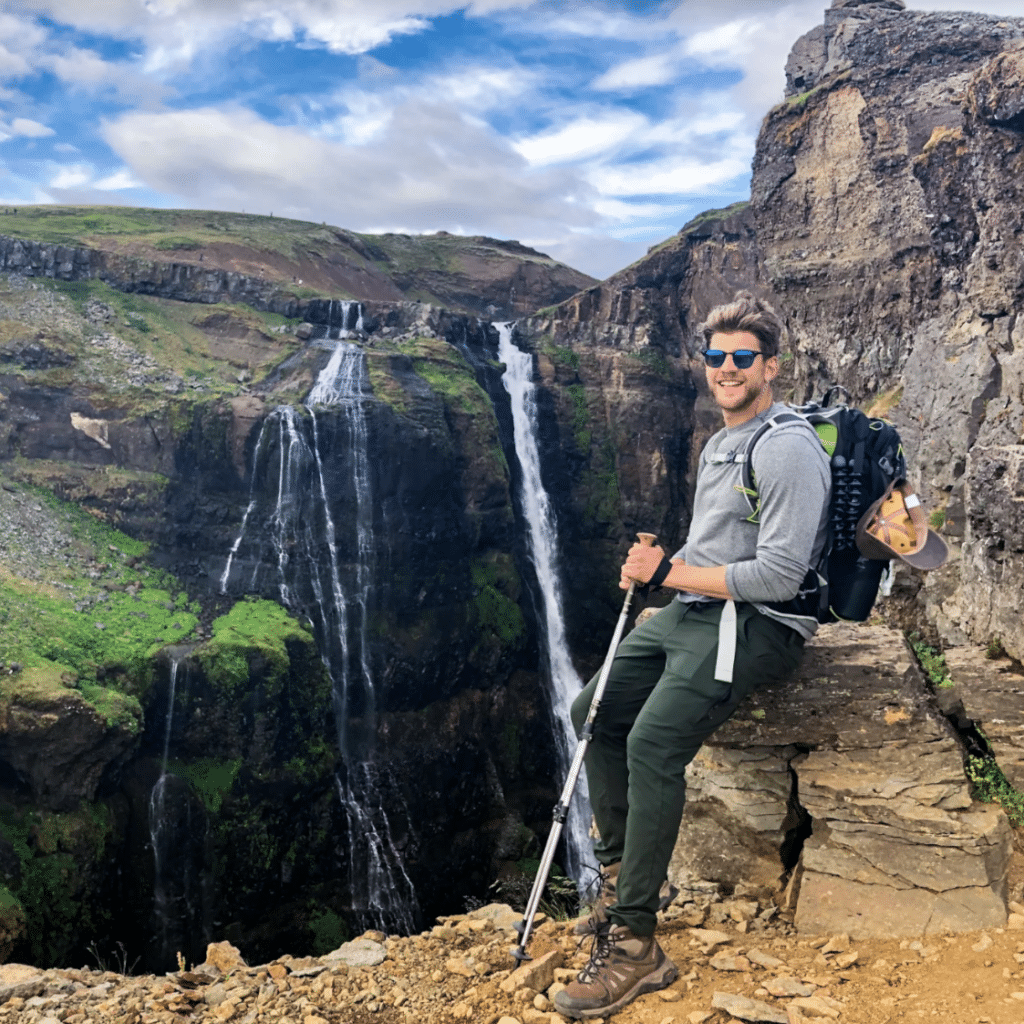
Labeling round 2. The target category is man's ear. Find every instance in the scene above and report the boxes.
[765,355,780,381]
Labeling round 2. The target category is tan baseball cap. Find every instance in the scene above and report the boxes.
[855,480,949,570]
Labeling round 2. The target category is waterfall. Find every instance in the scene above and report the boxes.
[496,322,594,885]
[222,311,419,933]
[147,653,206,971]
[148,653,179,965]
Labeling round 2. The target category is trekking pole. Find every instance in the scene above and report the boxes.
[511,532,658,963]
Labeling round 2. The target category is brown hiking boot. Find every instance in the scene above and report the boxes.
[553,921,678,1019]
[573,863,679,936]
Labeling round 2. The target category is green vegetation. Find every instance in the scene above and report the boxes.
[985,636,1006,660]
[198,597,316,698]
[0,802,117,966]
[409,339,490,416]
[0,484,197,719]
[541,340,580,371]
[41,278,297,395]
[907,632,952,689]
[626,348,672,378]
[471,556,525,648]
[567,384,592,451]
[783,69,853,112]
[929,509,946,530]
[308,906,348,956]
[489,858,578,921]
[679,200,751,234]
[966,755,1024,828]
[171,757,243,815]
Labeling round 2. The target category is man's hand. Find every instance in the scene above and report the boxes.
[619,542,670,590]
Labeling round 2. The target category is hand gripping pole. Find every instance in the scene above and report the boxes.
[511,532,657,962]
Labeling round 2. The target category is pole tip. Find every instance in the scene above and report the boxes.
[510,946,533,962]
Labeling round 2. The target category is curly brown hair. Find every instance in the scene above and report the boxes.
[699,291,785,359]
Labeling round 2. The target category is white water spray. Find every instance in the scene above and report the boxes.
[497,322,594,885]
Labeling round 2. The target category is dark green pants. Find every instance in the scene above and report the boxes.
[570,599,805,937]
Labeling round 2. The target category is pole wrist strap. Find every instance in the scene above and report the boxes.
[648,556,673,589]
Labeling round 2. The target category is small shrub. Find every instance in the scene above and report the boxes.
[985,637,1005,660]
[907,632,952,688]
[966,755,1024,827]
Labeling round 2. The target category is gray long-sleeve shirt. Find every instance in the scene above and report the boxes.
[672,402,831,638]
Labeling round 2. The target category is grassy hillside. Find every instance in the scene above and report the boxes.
[0,206,595,315]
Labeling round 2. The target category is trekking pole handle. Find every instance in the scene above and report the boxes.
[636,532,657,548]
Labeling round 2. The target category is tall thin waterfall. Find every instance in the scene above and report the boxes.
[221,306,418,933]
[148,653,206,970]
[497,322,594,884]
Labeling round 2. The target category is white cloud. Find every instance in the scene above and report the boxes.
[14,0,531,69]
[50,163,92,189]
[588,155,750,197]
[95,167,141,190]
[592,52,679,92]
[683,19,762,61]
[513,112,648,166]
[101,103,599,239]
[3,117,55,138]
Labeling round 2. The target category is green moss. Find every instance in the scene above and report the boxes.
[199,597,315,697]
[567,383,592,452]
[308,906,348,955]
[471,556,525,649]
[172,757,242,815]
[541,341,580,372]
[153,236,203,251]
[0,802,117,966]
[0,486,195,703]
[626,348,672,378]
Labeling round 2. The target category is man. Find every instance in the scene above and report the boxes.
[554,291,831,1020]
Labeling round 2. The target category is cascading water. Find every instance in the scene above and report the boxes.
[221,303,419,933]
[496,322,595,885]
[148,652,207,971]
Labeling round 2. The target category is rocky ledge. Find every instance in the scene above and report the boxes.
[669,621,1015,940]
[5,893,1024,1024]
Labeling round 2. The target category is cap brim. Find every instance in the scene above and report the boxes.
[855,482,950,570]
[899,528,949,570]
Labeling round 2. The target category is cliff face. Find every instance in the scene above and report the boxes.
[753,2,1024,657]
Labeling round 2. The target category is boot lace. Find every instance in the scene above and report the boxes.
[576,920,615,983]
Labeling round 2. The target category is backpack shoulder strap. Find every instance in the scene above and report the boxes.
[737,411,809,514]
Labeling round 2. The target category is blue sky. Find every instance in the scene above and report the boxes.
[0,0,1020,280]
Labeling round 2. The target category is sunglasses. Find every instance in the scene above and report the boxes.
[701,349,763,370]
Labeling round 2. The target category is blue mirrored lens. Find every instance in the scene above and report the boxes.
[702,349,761,369]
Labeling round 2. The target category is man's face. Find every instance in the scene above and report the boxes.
[705,329,779,425]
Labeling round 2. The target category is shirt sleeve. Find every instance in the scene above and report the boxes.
[724,426,831,603]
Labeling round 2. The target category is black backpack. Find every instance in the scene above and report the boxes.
[741,386,907,624]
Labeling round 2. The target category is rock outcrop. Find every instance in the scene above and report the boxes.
[670,623,1012,939]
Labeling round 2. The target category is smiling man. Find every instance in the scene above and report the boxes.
[556,291,831,1020]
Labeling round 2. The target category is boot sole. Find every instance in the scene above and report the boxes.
[555,954,679,1019]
